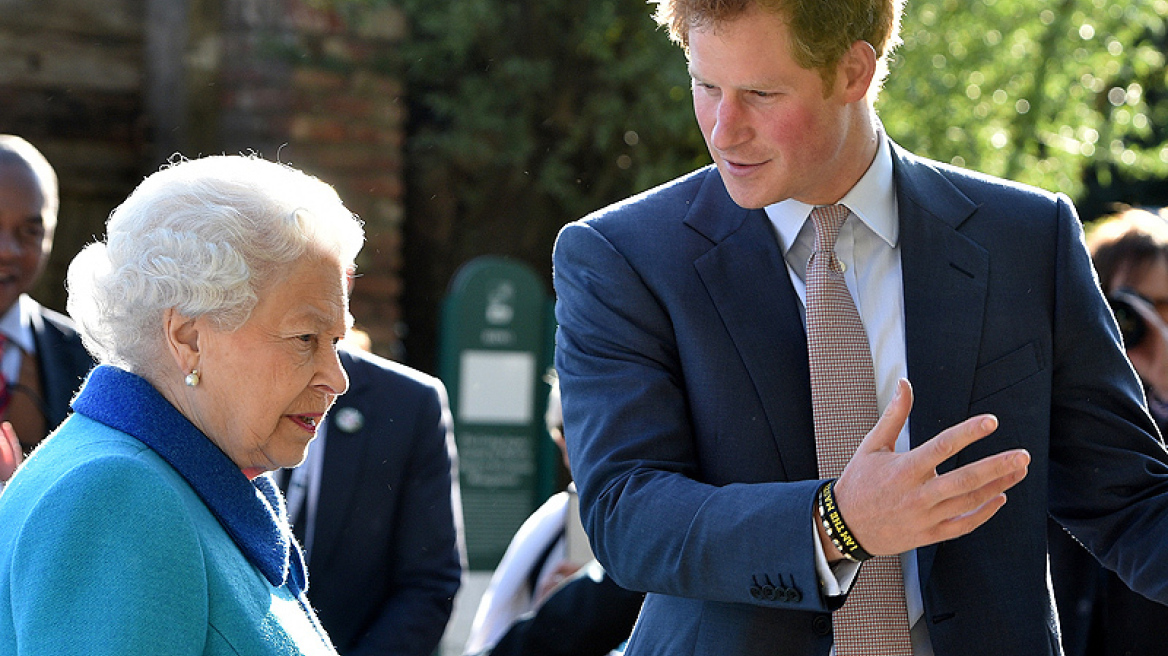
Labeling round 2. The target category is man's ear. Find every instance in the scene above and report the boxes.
[838,39,878,103]
[164,308,201,373]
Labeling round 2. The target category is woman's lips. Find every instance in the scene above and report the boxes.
[288,414,322,433]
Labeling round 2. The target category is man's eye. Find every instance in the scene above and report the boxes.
[298,334,315,344]
[18,226,43,242]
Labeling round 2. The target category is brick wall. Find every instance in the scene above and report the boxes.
[0,0,409,360]
[0,0,148,314]
[216,0,410,358]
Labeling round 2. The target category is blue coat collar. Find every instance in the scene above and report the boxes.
[71,365,307,595]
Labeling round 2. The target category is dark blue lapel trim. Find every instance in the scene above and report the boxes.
[70,365,307,595]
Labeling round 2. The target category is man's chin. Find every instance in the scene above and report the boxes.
[0,288,24,316]
[720,181,775,210]
[713,166,781,209]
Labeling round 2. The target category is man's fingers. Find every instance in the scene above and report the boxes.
[859,378,912,454]
[927,456,1029,523]
[926,493,1010,544]
[929,456,1031,542]
[909,413,1000,472]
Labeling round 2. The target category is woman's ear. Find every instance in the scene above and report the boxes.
[164,308,201,373]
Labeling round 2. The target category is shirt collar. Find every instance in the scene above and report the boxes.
[764,133,898,255]
[0,295,37,355]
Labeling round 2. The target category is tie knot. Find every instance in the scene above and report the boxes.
[810,204,849,253]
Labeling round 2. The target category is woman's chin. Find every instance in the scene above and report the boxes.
[241,466,267,480]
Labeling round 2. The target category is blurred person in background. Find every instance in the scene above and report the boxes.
[280,325,465,656]
[0,154,364,655]
[1049,205,1168,656]
[0,135,94,488]
[464,372,642,656]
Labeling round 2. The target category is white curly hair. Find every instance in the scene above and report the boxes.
[66,154,365,377]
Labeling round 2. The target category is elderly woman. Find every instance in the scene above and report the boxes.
[0,155,363,655]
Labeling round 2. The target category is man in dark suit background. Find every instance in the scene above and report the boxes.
[552,1,1168,655]
[0,135,94,482]
[282,344,464,656]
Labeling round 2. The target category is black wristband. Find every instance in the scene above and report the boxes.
[817,479,873,563]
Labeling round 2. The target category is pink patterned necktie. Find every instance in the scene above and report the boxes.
[806,204,912,656]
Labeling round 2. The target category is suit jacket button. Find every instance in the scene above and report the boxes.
[750,586,763,600]
[760,585,775,601]
[786,587,802,603]
[812,614,831,636]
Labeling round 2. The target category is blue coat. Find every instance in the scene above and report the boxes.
[0,366,336,655]
[552,141,1168,656]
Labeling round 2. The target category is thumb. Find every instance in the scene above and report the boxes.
[0,421,19,482]
[859,378,912,454]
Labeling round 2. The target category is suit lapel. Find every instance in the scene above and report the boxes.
[28,307,64,426]
[28,302,93,428]
[688,172,817,482]
[892,145,988,587]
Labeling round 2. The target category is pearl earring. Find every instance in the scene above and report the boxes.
[185,369,200,387]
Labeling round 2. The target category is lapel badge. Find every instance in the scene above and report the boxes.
[334,407,364,433]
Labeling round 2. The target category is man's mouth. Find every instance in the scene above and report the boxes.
[719,157,767,174]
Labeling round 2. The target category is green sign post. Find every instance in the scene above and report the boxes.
[439,256,557,570]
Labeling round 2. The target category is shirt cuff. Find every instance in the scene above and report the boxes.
[812,515,861,597]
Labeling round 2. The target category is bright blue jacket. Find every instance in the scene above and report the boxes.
[0,366,337,655]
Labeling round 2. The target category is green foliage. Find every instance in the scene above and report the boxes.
[368,0,707,368]
[395,0,707,229]
[878,0,1168,202]
[319,0,1168,223]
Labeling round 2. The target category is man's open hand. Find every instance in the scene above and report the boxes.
[828,379,1030,558]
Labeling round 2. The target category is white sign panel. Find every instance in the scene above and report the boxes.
[458,350,536,424]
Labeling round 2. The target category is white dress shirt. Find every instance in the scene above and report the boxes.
[0,296,40,385]
[764,135,934,655]
[284,423,328,560]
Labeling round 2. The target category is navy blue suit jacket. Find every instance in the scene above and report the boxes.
[29,300,94,434]
[297,348,464,656]
[552,141,1168,656]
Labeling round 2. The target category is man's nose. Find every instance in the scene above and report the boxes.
[709,97,751,151]
[0,230,25,257]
